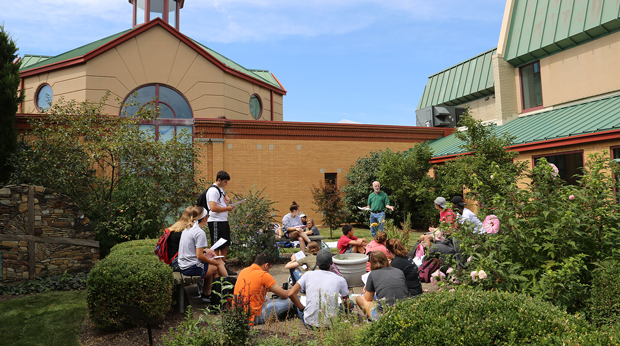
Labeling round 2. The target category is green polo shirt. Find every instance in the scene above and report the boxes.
[367,191,390,212]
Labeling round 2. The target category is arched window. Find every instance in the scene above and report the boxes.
[121,84,193,142]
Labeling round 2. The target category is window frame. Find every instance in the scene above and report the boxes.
[532,150,584,185]
[34,83,53,112]
[519,60,544,113]
[121,83,193,141]
[249,94,263,120]
[132,0,179,29]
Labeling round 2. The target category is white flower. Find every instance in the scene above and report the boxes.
[478,270,487,279]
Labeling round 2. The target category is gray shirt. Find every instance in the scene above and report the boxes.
[298,270,349,328]
[282,213,303,232]
[366,267,408,312]
[177,224,209,270]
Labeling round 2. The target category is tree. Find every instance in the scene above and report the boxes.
[342,151,384,224]
[311,179,349,238]
[377,145,436,229]
[0,23,24,183]
[8,93,203,255]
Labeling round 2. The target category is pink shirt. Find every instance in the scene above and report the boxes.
[364,240,390,271]
[440,209,456,225]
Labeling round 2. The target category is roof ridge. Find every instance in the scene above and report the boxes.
[427,47,497,78]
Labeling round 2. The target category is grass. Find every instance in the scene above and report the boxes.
[0,290,87,346]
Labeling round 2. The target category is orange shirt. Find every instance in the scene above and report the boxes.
[233,263,276,324]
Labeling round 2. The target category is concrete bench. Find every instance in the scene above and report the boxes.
[173,272,203,312]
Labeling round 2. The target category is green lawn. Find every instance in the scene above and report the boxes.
[0,290,87,346]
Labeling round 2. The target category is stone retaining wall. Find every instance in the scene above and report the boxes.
[0,185,99,283]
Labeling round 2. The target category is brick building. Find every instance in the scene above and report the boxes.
[15,0,451,222]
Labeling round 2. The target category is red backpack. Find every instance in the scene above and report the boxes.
[154,229,176,265]
[418,258,441,283]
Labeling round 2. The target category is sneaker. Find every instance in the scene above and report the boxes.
[225,266,238,276]
[200,293,211,303]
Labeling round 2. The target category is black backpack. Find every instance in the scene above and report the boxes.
[196,185,223,211]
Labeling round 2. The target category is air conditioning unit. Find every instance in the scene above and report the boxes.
[415,106,465,128]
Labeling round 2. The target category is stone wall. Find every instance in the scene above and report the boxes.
[0,185,99,283]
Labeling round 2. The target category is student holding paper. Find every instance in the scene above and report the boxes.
[284,241,320,285]
[281,201,312,253]
[204,170,236,275]
[177,206,228,302]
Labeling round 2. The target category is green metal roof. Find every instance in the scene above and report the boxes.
[504,0,620,66]
[429,93,620,157]
[20,29,132,72]
[19,25,282,90]
[417,48,496,110]
[20,55,53,69]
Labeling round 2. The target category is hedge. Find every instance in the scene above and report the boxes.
[360,289,614,346]
[87,239,173,331]
[589,259,620,327]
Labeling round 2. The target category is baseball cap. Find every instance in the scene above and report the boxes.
[316,248,333,268]
[434,197,447,208]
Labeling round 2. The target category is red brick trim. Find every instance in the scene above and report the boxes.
[194,118,453,143]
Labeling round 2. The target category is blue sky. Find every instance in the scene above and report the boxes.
[4,0,506,126]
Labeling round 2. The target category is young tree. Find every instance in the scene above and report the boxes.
[8,93,203,255]
[0,24,24,183]
[311,179,349,238]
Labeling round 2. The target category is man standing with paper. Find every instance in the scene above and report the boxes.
[203,170,236,275]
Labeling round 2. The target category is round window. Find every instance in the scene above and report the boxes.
[36,84,53,111]
[249,94,262,119]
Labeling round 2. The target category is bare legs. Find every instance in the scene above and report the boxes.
[287,230,311,253]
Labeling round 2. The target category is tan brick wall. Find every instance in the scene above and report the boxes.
[492,54,520,125]
[196,139,420,225]
[462,97,497,123]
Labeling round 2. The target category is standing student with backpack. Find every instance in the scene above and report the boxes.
[197,170,237,275]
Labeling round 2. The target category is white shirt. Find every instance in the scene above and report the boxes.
[206,185,228,222]
[458,208,483,234]
[298,270,349,328]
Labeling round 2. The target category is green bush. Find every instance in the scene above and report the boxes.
[228,186,277,266]
[360,289,597,346]
[86,250,173,331]
[109,238,158,254]
[589,259,620,327]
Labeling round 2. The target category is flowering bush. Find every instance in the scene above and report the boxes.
[228,186,277,265]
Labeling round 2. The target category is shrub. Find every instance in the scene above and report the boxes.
[360,289,596,346]
[86,250,173,331]
[589,259,620,327]
[109,238,158,253]
[0,271,87,296]
[311,179,349,238]
[228,186,277,265]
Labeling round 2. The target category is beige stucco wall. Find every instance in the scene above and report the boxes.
[196,138,421,224]
[22,25,284,121]
[537,31,620,110]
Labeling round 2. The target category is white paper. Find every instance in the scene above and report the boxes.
[413,255,424,267]
[229,199,247,207]
[294,250,306,260]
[357,206,370,210]
[211,238,228,250]
[300,296,307,306]
[361,272,370,285]
[214,255,225,259]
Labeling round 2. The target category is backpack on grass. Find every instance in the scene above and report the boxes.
[155,228,176,265]
[418,258,441,283]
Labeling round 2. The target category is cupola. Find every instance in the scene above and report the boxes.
[129,0,184,30]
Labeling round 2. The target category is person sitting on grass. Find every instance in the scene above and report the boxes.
[284,241,320,285]
[288,248,352,329]
[386,239,422,297]
[177,206,228,303]
[282,201,312,254]
[234,252,305,325]
[355,251,408,321]
[364,231,390,271]
[337,224,368,254]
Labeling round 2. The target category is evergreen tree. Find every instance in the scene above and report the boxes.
[0,24,24,183]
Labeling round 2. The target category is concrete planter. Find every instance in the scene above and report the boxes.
[332,253,368,287]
